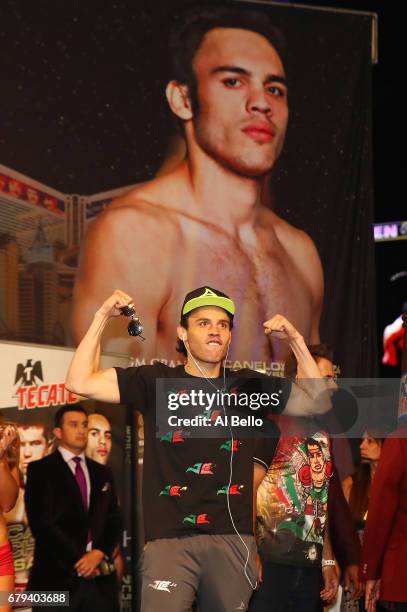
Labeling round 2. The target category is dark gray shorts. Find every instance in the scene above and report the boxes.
[140,534,258,612]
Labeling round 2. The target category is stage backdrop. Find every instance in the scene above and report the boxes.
[0,0,376,377]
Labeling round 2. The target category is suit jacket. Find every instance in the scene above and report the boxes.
[361,426,407,602]
[25,449,122,590]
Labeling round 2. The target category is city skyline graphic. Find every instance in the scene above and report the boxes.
[0,162,132,347]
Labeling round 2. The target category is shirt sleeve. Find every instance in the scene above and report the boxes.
[361,436,404,581]
[253,430,280,471]
[114,365,149,412]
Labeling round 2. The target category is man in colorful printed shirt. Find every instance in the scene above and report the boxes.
[252,429,336,610]
[251,345,362,611]
[66,287,330,611]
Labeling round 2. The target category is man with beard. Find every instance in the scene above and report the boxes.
[71,5,323,365]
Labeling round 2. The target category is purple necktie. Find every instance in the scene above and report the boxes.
[73,456,88,510]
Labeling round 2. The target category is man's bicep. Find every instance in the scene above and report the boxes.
[283,379,331,416]
[81,368,121,403]
[283,383,306,416]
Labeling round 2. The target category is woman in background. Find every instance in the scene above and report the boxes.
[0,422,20,612]
[341,432,384,612]
[342,432,383,536]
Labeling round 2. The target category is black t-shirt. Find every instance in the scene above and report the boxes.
[115,363,290,541]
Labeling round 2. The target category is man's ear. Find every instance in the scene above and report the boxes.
[166,80,193,121]
[53,427,62,441]
[177,325,187,342]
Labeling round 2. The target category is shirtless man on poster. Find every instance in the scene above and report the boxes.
[71,5,323,366]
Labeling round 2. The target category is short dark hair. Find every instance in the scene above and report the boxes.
[169,4,286,112]
[305,437,323,456]
[176,309,234,357]
[54,404,88,429]
[18,422,51,442]
[284,343,333,379]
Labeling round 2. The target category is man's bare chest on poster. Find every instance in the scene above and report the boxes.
[167,222,314,360]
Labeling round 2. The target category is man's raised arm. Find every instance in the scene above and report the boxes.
[263,314,330,416]
[66,290,134,404]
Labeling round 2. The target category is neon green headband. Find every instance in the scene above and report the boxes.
[182,288,235,316]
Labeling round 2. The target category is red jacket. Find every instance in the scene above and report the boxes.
[361,425,407,602]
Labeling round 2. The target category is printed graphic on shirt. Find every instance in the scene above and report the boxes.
[217,484,244,495]
[186,462,215,475]
[195,408,224,423]
[220,440,241,452]
[182,513,210,525]
[257,431,332,566]
[148,580,178,592]
[160,430,185,443]
[159,485,188,497]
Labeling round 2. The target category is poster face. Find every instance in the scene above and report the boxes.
[0,1,376,377]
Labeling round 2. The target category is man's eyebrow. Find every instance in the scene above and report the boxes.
[90,427,112,434]
[211,65,287,86]
[264,74,287,87]
[211,65,250,76]
[194,317,229,325]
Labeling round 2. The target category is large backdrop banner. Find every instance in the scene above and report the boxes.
[0,1,376,377]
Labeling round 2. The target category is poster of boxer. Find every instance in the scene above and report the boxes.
[0,0,376,376]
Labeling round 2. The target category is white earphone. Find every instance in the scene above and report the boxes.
[179,329,255,588]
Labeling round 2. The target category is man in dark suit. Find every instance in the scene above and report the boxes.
[361,423,407,611]
[25,405,122,612]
